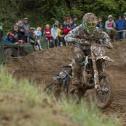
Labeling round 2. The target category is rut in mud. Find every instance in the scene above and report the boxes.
[6,42,126,125]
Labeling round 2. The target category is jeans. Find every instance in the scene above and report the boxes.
[117,31,123,40]
[53,38,60,47]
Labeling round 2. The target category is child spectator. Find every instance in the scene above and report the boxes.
[44,24,53,48]
[34,27,42,50]
[29,27,36,50]
[58,24,66,46]
[51,24,59,47]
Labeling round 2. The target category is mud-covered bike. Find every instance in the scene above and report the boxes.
[45,41,113,108]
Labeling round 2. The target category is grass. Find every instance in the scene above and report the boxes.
[0,66,120,126]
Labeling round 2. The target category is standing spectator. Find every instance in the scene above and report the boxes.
[96,17,104,30]
[34,27,42,50]
[51,24,59,47]
[115,16,126,40]
[58,24,66,46]
[29,27,36,50]
[44,24,53,48]
[16,20,25,42]
[22,18,30,42]
[105,15,116,41]
[68,16,77,30]
[0,21,3,41]
[123,12,126,39]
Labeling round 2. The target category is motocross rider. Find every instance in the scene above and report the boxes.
[65,13,113,94]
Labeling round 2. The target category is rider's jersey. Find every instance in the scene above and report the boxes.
[64,24,113,59]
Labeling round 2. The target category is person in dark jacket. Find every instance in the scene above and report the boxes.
[115,16,126,40]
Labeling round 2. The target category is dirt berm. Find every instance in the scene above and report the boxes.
[6,42,126,125]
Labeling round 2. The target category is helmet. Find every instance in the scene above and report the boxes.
[82,13,97,33]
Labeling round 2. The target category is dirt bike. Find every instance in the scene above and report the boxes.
[79,42,113,108]
[45,41,113,108]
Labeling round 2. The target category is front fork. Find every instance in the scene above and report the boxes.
[91,47,99,89]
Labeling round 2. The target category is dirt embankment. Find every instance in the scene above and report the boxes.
[7,46,73,86]
[6,42,126,125]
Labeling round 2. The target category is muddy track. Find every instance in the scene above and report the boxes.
[6,42,126,125]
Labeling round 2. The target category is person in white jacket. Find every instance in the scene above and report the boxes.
[51,24,59,47]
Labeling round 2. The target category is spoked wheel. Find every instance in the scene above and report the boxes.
[95,73,112,109]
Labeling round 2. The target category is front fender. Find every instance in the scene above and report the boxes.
[96,56,113,62]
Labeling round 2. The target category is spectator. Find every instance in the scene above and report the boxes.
[67,16,77,30]
[22,18,30,42]
[123,12,126,39]
[51,24,59,47]
[29,27,36,50]
[105,15,116,41]
[115,16,126,40]
[16,20,25,42]
[6,32,15,43]
[96,17,104,30]
[34,27,42,50]
[0,21,3,41]
[44,24,53,48]
[58,24,66,46]
[6,25,21,44]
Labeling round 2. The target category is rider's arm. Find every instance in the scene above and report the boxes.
[64,25,81,42]
[64,24,90,45]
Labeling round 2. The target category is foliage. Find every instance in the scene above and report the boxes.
[0,0,126,31]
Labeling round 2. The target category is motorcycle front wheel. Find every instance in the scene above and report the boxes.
[95,73,112,109]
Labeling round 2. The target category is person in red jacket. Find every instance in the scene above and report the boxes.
[44,24,53,48]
